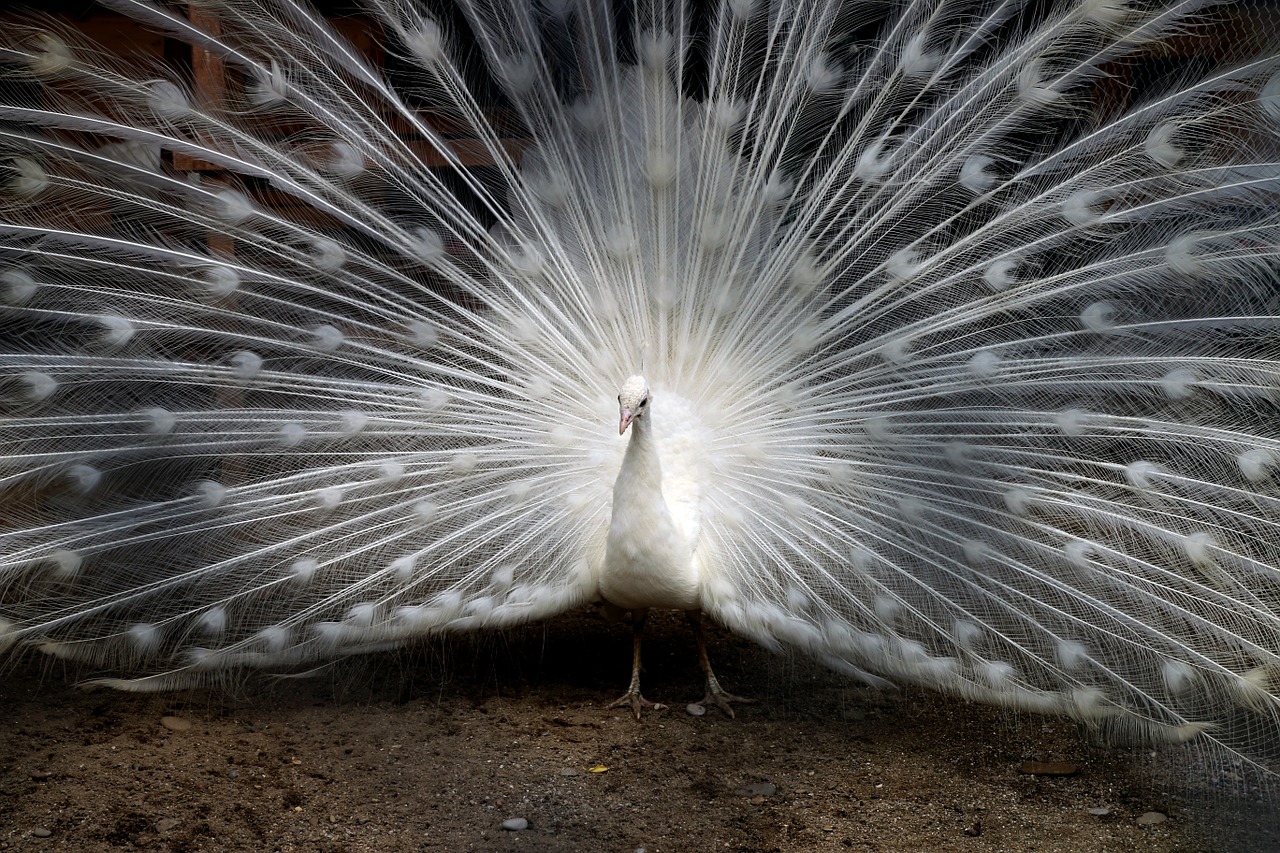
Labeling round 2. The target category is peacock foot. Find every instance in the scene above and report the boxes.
[697,676,757,719]
[608,690,668,719]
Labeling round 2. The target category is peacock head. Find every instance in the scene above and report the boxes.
[617,375,651,435]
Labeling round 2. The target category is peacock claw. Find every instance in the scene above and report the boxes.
[609,692,667,719]
[700,681,756,719]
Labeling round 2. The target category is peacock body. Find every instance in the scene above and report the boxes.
[3,0,1280,775]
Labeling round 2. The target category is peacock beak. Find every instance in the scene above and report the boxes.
[619,408,634,434]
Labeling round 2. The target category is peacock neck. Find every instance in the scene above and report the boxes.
[621,412,663,494]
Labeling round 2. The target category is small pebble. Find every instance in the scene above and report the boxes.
[160,716,192,732]
[734,781,777,798]
[29,770,51,781]
[1087,807,1111,816]
[500,817,529,831]
[685,703,706,716]
[1137,811,1167,826]
[156,818,180,833]
[32,828,52,838]
[559,769,579,777]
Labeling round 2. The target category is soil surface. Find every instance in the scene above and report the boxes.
[2,608,1276,852]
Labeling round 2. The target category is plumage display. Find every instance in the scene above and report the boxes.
[3,0,1280,777]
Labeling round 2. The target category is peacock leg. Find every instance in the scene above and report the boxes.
[687,610,756,718]
[608,608,667,718]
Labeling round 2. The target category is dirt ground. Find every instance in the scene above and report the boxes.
[2,607,1277,852]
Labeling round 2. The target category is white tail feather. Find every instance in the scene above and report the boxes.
[2,0,1280,775]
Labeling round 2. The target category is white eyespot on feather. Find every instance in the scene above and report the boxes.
[886,248,924,283]
[1081,301,1115,332]
[711,99,745,131]
[309,324,344,352]
[961,540,988,566]
[496,54,537,97]
[289,558,320,585]
[880,338,911,366]
[1056,640,1089,670]
[953,620,982,648]
[278,423,306,447]
[389,555,415,581]
[1182,531,1215,568]
[91,314,134,348]
[1064,540,1095,571]
[194,480,227,509]
[968,350,1000,379]
[960,155,996,194]
[1004,487,1032,516]
[403,19,446,64]
[406,319,439,348]
[9,158,48,197]
[129,623,161,653]
[418,388,450,411]
[66,463,100,495]
[248,59,289,105]
[450,452,478,475]
[140,407,177,437]
[149,80,190,118]
[640,31,674,70]
[1018,60,1061,106]
[29,32,75,76]
[1237,448,1274,482]
[604,224,636,259]
[854,138,893,182]
[1079,0,1130,26]
[1062,190,1102,226]
[202,265,241,298]
[338,410,368,435]
[898,32,938,78]
[1144,122,1182,169]
[49,549,82,580]
[572,96,605,132]
[1165,233,1204,277]
[1232,667,1273,710]
[1055,408,1088,437]
[310,237,346,271]
[645,144,675,185]
[414,499,440,524]
[314,486,344,510]
[1262,71,1280,122]
[328,142,365,177]
[805,52,841,93]
[1,269,39,304]
[21,371,57,402]
[1162,660,1197,694]
[1124,460,1160,489]
[345,603,376,627]
[409,227,445,265]
[214,189,254,224]
[982,660,1016,688]
[256,626,291,653]
[230,351,263,381]
[983,257,1018,292]
[491,565,515,590]
[377,460,405,485]
[1160,368,1196,400]
[198,607,227,636]
[761,171,793,204]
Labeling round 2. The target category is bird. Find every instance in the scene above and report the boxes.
[2,0,1280,777]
